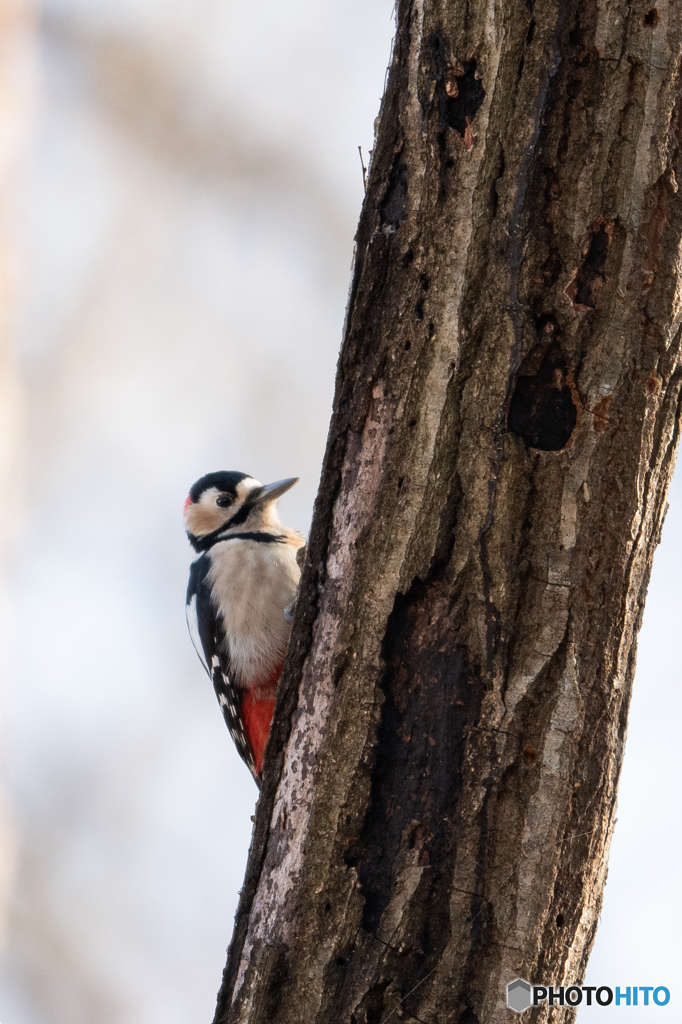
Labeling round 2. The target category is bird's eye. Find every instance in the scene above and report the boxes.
[216,495,234,508]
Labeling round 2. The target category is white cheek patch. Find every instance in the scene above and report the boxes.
[236,477,260,500]
[185,488,225,535]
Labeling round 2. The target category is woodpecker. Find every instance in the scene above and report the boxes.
[184,471,304,786]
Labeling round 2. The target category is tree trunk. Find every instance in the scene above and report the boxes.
[215,1,682,1021]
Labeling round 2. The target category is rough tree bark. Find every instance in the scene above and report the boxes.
[215,1,682,1021]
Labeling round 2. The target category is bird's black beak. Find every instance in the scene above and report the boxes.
[254,477,299,503]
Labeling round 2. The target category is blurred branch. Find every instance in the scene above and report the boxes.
[41,15,356,278]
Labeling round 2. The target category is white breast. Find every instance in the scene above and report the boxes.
[207,537,301,687]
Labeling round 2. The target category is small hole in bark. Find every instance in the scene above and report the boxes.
[445,157,455,169]
[508,348,578,451]
[533,313,558,336]
[428,322,435,338]
[343,846,360,868]
[540,251,563,287]
[556,913,565,927]
[397,477,404,490]
[643,8,659,26]
[526,18,536,43]
[402,248,414,267]
[380,162,408,232]
[415,298,424,320]
[569,14,583,47]
[430,30,450,81]
[404,340,411,350]
[517,55,525,78]
[420,272,430,290]
[324,902,332,913]
[335,955,347,967]
[522,742,538,766]
[409,419,417,428]
[443,61,485,137]
[364,987,391,1024]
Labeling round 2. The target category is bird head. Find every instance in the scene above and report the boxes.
[184,471,298,548]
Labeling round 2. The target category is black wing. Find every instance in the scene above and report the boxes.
[186,555,258,783]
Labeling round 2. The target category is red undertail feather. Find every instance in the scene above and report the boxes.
[240,662,284,777]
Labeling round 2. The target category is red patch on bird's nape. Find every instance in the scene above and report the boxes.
[240,663,284,776]
[184,494,192,511]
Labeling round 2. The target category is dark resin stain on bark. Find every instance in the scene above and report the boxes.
[346,578,481,934]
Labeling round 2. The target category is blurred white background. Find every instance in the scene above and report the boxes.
[0,0,678,1021]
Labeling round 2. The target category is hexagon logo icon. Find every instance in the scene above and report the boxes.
[507,978,532,1013]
